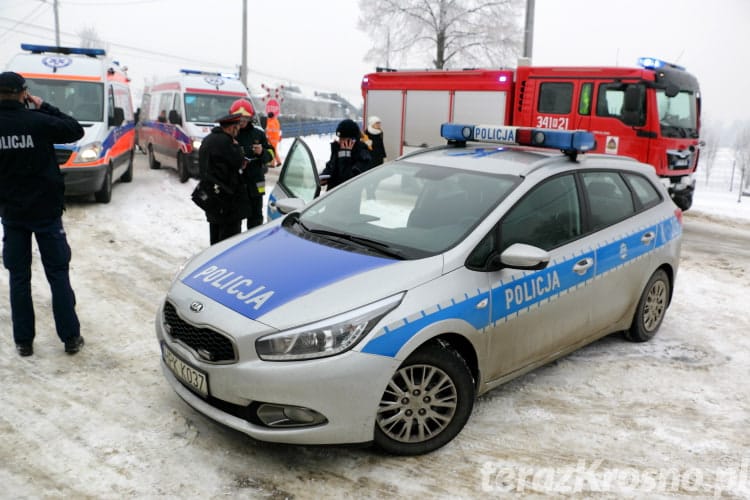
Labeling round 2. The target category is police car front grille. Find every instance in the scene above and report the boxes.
[55,149,73,165]
[162,302,237,363]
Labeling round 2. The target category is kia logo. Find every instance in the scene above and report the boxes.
[189,301,204,313]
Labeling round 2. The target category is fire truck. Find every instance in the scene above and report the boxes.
[361,58,701,210]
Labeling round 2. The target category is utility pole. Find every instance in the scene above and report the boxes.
[53,0,61,46]
[522,0,535,63]
[240,0,248,87]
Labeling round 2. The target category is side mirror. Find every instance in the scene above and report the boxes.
[275,198,306,215]
[168,109,182,125]
[109,107,125,127]
[500,243,550,270]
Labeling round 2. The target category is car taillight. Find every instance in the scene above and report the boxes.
[674,208,683,226]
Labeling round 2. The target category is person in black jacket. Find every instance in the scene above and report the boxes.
[197,113,248,245]
[0,71,85,357]
[321,119,372,191]
[229,99,274,229]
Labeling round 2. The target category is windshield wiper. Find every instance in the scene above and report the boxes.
[307,227,406,260]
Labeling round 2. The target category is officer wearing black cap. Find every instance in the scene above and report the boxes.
[0,71,85,357]
[197,112,250,244]
[320,118,372,190]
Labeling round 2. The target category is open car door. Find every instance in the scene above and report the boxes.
[266,137,321,221]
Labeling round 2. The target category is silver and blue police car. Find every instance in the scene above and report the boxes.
[156,123,683,455]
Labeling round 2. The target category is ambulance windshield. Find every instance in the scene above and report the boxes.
[25,79,103,122]
[184,94,243,123]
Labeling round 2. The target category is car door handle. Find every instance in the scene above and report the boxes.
[641,231,656,244]
[573,257,594,276]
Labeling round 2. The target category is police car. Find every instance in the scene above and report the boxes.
[156,123,682,455]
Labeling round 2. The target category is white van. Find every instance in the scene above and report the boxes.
[6,43,136,203]
[137,69,254,182]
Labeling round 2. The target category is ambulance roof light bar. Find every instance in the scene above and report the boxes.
[637,57,686,72]
[180,69,239,79]
[441,123,596,161]
[21,43,105,57]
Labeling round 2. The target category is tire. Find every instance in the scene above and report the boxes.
[94,164,113,203]
[177,152,190,183]
[148,144,161,170]
[374,341,475,455]
[673,193,692,211]
[626,269,670,342]
[121,149,134,183]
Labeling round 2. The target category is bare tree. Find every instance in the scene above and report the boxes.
[734,121,750,196]
[358,0,524,70]
[78,27,108,51]
[699,115,721,185]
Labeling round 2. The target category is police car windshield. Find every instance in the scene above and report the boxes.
[26,79,103,122]
[184,94,244,123]
[298,162,519,258]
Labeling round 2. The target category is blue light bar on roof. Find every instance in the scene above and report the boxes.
[180,69,239,79]
[637,57,686,71]
[21,43,105,56]
[440,123,596,153]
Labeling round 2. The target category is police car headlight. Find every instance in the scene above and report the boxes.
[191,137,202,150]
[256,293,404,361]
[74,142,102,163]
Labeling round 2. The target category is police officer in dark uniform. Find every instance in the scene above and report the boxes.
[321,119,372,191]
[0,71,85,356]
[229,99,274,229]
[197,112,249,245]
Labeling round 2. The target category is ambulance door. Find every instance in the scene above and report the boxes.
[154,91,178,167]
[266,138,321,221]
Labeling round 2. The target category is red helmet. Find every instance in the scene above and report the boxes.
[229,99,254,117]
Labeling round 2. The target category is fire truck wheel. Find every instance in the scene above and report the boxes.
[673,194,692,211]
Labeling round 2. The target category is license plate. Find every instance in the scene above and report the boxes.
[674,159,689,167]
[163,344,209,397]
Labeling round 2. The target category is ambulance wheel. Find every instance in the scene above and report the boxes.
[148,144,161,170]
[94,164,113,204]
[626,269,670,343]
[121,149,134,183]
[374,341,474,455]
[177,152,190,183]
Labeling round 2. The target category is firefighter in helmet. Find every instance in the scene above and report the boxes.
[229,98,275,229]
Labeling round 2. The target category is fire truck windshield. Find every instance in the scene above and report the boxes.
[657,89,698,138]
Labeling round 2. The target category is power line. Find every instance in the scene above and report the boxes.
[0,2,49,43]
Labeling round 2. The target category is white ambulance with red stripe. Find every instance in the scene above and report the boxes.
[6,43,136,203]
[137,69,254,182]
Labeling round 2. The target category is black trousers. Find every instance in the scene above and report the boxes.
[246,195,263,230]
[209,221,242,245]
[2,217,80,345]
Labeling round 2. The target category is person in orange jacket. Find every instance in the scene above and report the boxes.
[265,111,282,166]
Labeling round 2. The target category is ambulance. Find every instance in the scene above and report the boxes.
[137,69,254,182]
[362,58,702,210]
[6,43,136,203]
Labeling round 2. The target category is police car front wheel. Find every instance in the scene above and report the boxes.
[374,340,475,455]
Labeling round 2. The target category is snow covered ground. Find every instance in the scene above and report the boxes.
[0,138,749,498]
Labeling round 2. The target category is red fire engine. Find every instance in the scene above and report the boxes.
[362,58,701,210]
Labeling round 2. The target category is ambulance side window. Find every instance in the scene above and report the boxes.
[108,86,116,122]
[538,82,573,114]
[158,92,173,123]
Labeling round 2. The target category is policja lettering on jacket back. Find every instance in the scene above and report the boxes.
[0,134,34,149]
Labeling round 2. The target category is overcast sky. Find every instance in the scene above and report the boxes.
[0,0,747,123]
